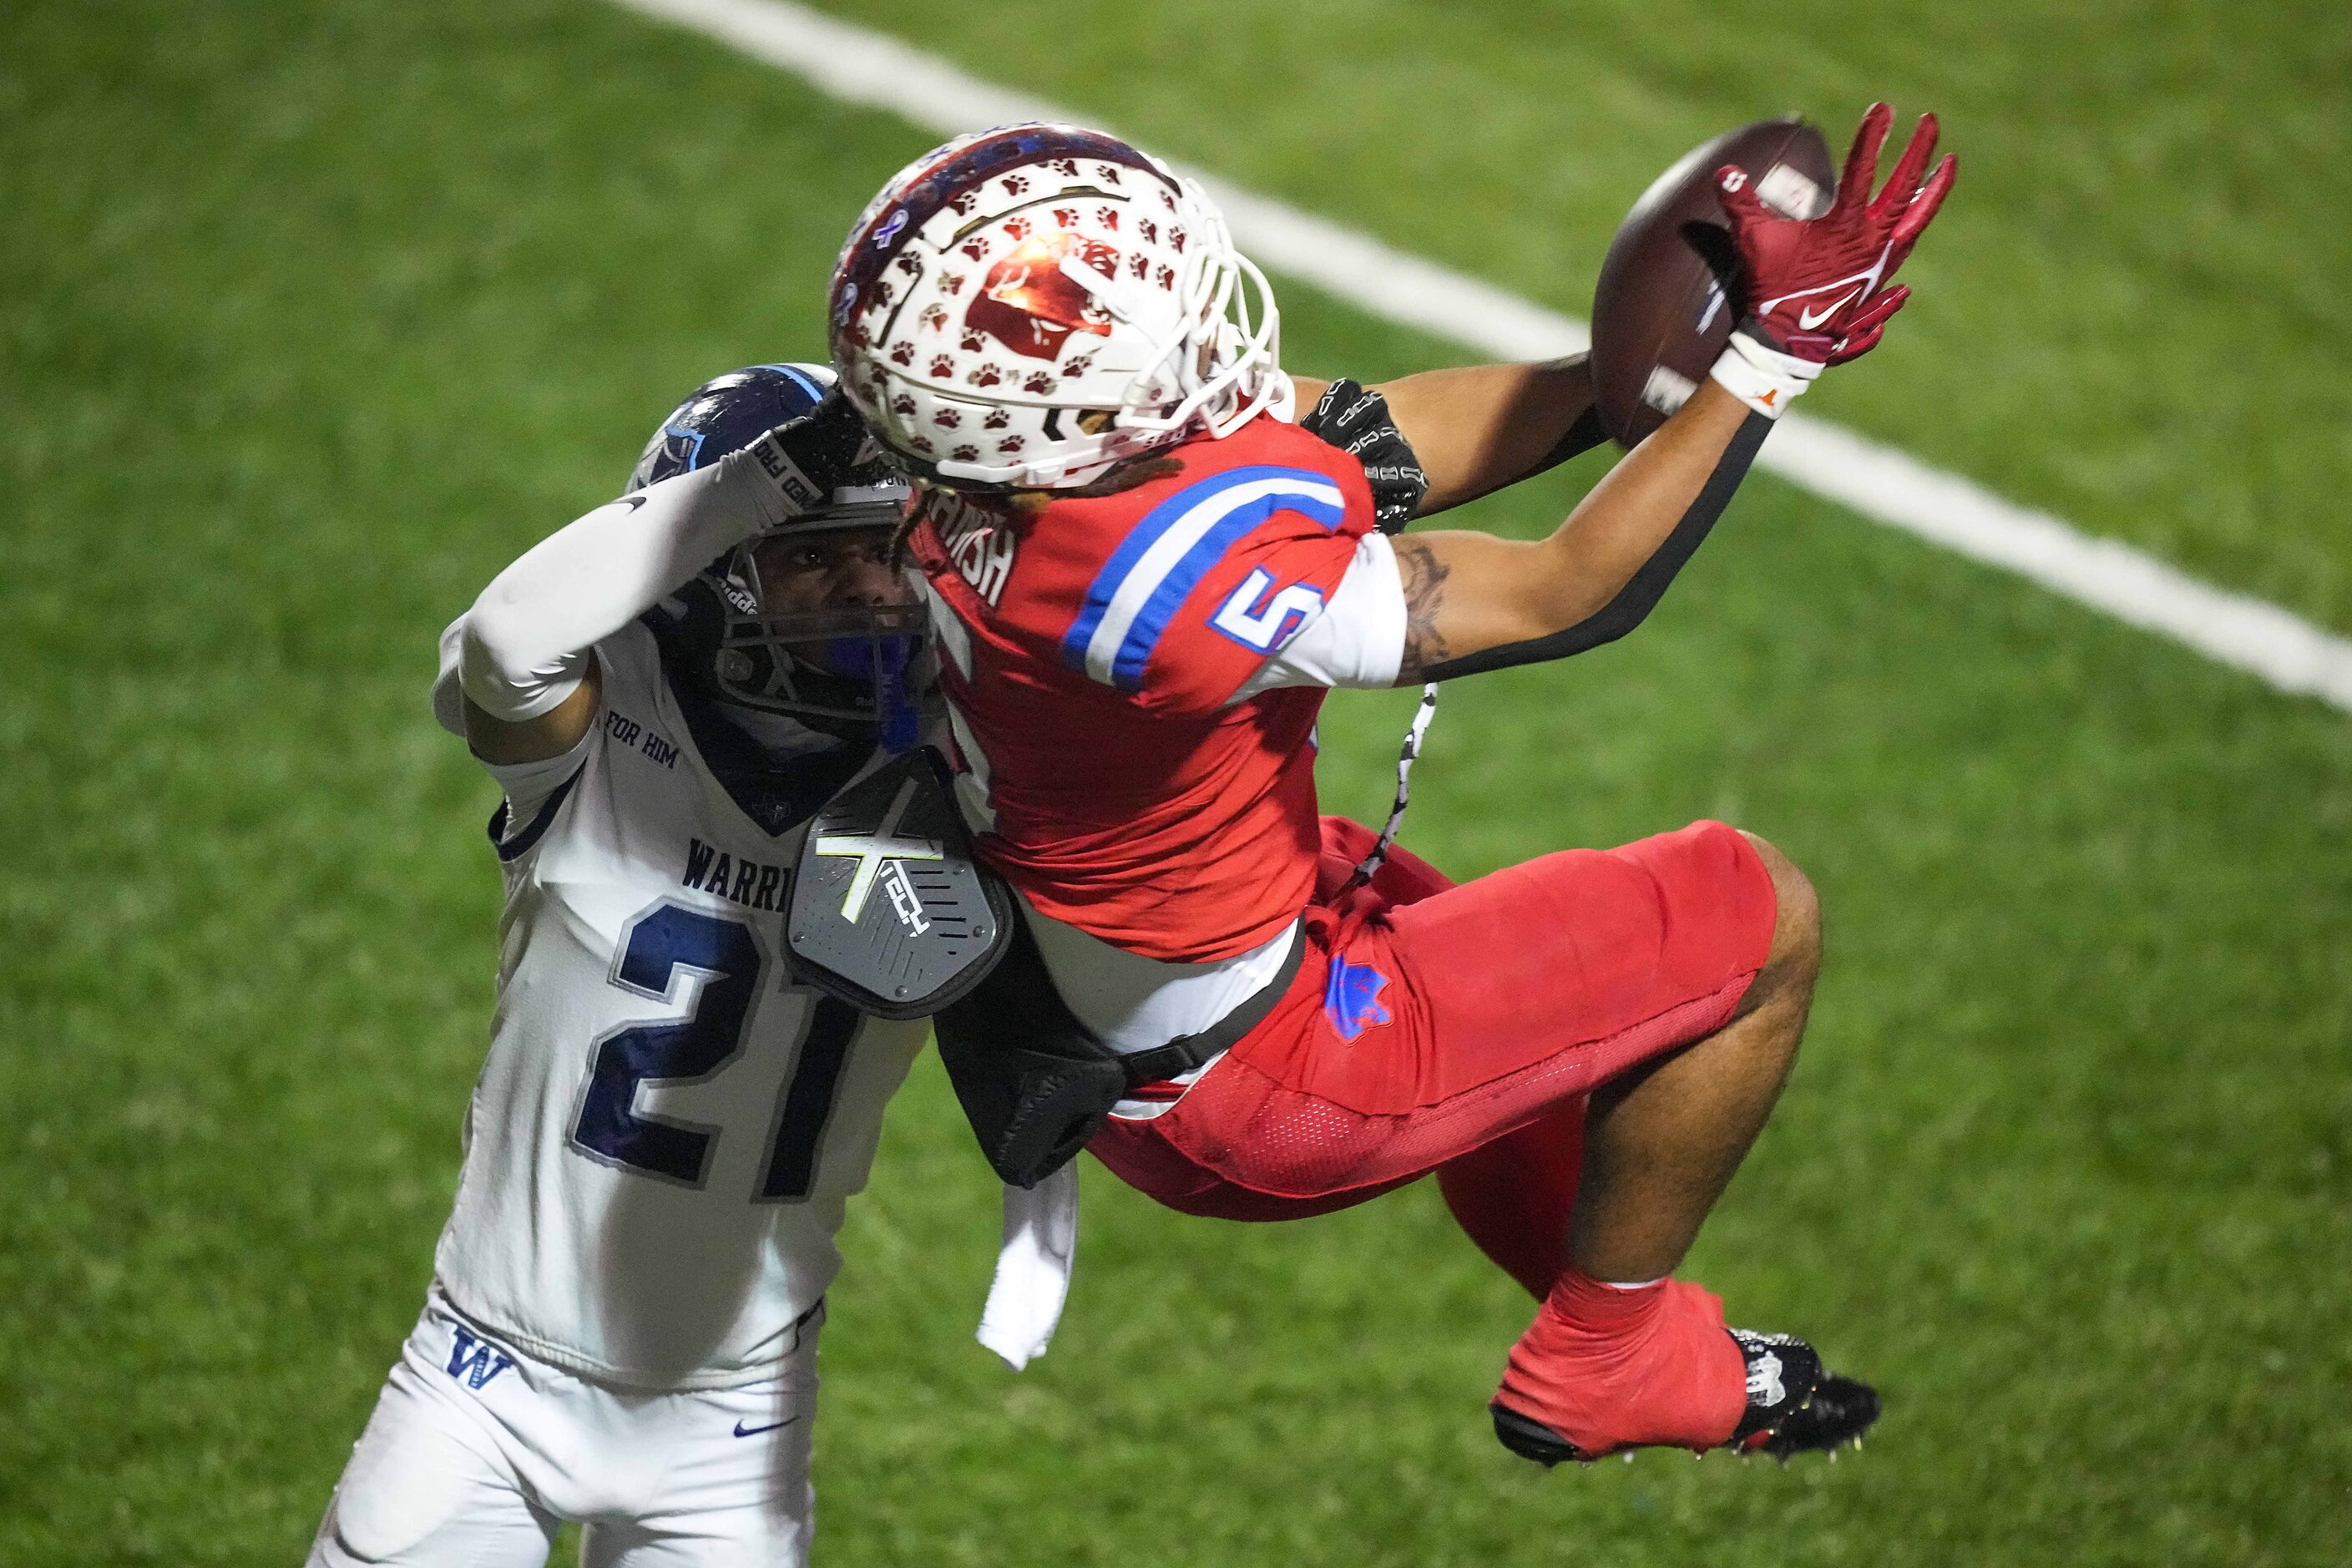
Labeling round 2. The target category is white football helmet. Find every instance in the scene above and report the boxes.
[827,124,1285,489]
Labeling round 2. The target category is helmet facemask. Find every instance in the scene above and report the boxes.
[703,497,927,751]
[625,362,931,754]
[1100,177,1282,448]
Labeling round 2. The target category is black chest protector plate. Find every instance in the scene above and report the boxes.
[785,746,1012,1019]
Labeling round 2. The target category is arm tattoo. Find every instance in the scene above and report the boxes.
[1394,539,1452,680]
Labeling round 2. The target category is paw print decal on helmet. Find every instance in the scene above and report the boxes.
[829,122,1282,487]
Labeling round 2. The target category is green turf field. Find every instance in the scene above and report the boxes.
[2,1,2345,1563]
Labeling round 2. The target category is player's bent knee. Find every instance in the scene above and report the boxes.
[1737,832,1820,994]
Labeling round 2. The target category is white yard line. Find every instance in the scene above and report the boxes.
[609,0,2352,712]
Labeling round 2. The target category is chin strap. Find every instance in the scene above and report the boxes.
[878,663,921,751]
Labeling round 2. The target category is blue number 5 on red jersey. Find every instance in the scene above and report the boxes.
[1059,465,1347,691]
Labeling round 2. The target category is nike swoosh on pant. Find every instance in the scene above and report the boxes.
[733,1416,802,1438]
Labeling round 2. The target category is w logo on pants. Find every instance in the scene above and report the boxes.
[445,1327,515,1390]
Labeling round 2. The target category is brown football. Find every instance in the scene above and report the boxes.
[1590,117,1834,446]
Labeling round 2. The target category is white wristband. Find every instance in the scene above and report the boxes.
[1709,331,1823,420]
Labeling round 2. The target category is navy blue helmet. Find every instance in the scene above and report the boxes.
[630,364,923,750]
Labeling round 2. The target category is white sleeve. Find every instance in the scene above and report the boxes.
[432,615,473,737]
[450,450,792,724]
[1230,529,1407,699]
[432,616,594,817]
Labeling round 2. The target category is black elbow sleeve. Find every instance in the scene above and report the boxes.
[1421,410,1774,681]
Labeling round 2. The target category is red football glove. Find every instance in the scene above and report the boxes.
[1717,104,1956,365]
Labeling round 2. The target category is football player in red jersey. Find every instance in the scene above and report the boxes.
[828,111,1953,1464]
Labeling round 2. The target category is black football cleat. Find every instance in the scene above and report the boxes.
[1490,1402,1596,1468]
[1490,1328,1880,1467]
[1722,1328,1880,1459]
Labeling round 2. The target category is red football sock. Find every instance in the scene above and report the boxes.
[1494,1268,1748,1455]
[1436,1100,1586,1299]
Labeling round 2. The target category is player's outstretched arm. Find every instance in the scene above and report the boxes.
[1392,378,1758,680]
[1290,358,1606,524]
[1390,104,1955,684]
[456,396,868,763]
[1375,358,1609,516]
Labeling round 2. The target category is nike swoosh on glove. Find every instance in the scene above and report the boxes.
[1717,102,1958,367]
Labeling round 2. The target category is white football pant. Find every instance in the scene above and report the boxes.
[309,1292,819,1567]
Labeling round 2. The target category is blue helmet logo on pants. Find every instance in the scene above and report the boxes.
[1323,956,1392,1042]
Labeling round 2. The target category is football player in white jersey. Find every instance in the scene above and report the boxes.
[310,364,940,1567]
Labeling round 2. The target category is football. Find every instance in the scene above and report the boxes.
[1590,117,1835,446]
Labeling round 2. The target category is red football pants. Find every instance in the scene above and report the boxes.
[1088,817,1777,1291]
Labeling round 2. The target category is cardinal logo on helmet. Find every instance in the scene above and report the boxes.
[964,233,1120,362]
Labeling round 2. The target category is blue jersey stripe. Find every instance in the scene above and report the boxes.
[1059,468,1300,670]
[1109,490,1346,688]
[488,767,584,863]
[1059,465,1348,690]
